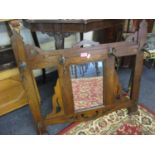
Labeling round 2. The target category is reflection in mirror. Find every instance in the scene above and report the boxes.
[70,61,104,111]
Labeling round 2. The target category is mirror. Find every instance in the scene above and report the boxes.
[70,61,104,111]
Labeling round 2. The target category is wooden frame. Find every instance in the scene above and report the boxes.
[10,20,147,134]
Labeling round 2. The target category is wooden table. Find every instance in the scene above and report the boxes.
[23,19,124,48]
[23,19,125,81]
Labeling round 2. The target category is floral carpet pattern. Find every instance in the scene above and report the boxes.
[59,105,155,135]
[72,76,103,111]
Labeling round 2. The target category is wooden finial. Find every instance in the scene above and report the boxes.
[9,20,21,33]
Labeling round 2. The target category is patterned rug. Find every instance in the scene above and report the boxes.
[72,76,103,111]
[58,105,155,135]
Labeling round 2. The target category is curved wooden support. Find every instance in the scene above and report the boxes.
[114,70,122,98]
[51,79,64,116]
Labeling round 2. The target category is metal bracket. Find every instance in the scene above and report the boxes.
[19,61,27,70]
[58,55,66,65]
[18,61,27,81]
[58,56,66,73]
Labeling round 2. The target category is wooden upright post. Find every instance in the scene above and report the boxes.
[10,22,46,134]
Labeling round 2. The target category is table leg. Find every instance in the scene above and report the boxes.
[127,55,135,94]
[80,32,83,41]
[80,32,87,76]
[151,59,155,68]
[31,31,46,83]
[54,33,64,49]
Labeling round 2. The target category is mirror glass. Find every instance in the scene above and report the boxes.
[70,61,104,111]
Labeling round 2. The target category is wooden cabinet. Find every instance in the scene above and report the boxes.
[0,68,27,116]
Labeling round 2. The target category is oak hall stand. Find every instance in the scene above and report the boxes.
[11,20,147,134]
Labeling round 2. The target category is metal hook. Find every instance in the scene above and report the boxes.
[108,47,116,56]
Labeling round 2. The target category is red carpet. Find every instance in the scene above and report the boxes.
[72,76,128,111]
[72,76,103,111]
[58,105,155,135]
